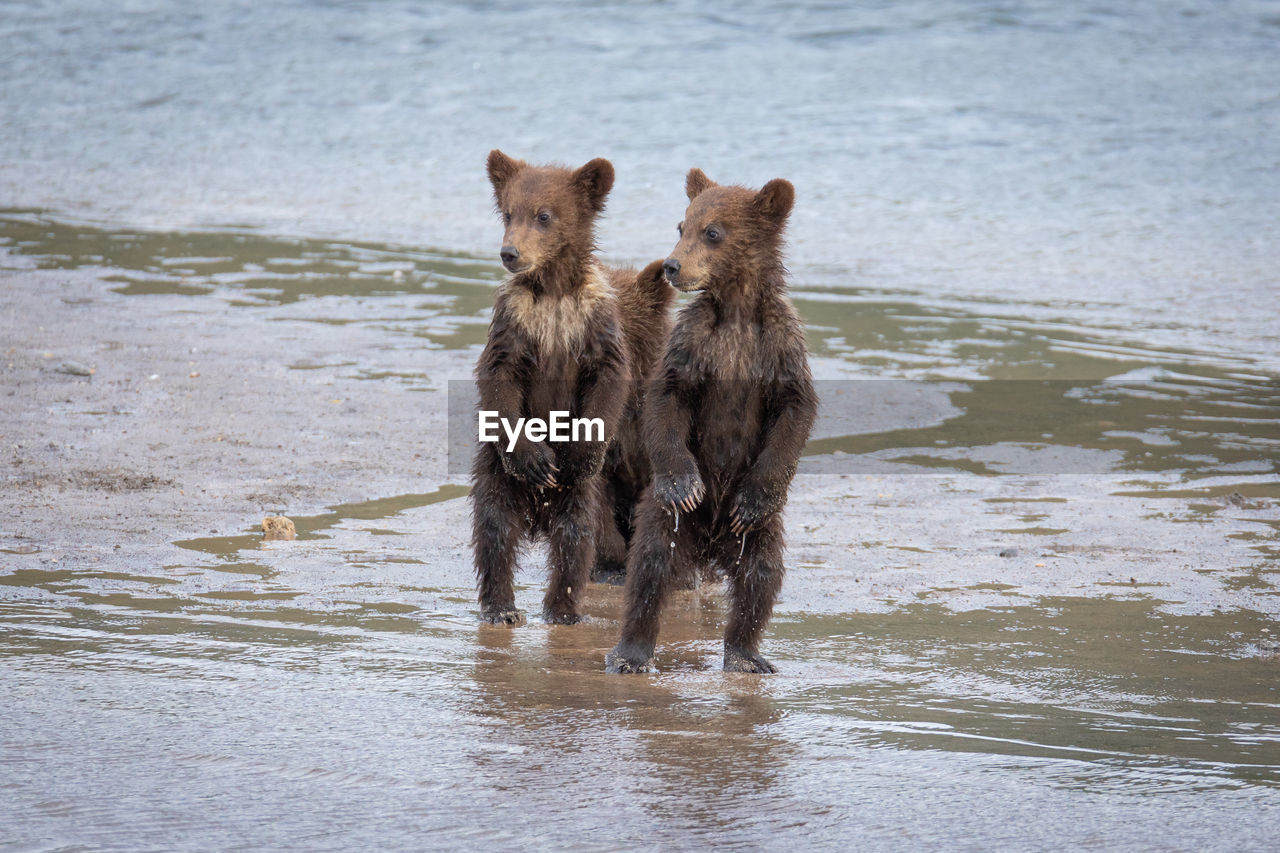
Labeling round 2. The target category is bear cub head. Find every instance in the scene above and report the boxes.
[486,149,615,279]
[662,168,795,294]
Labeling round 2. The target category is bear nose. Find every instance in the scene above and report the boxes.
[500,246,520,266]
[662,258,680,279]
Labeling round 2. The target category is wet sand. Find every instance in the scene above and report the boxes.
[3,222,1279,850]
[2,227,1275,615]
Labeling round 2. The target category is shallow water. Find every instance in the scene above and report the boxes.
[4,516,1280,850]
[1,0,1278,361]
[3,1,1280,847]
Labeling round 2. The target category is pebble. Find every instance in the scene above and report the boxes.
[55,361,94,376]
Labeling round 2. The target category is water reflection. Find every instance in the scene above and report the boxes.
[0,212,496,348]
[468,605,795,841]
[2,549,1279,848]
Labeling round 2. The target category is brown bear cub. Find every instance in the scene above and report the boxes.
[606,168,817,673]
[593,259,675,583]
[472,150,670,625]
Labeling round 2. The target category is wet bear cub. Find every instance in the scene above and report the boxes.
[593,257,675,583]
[606,169,817,673]
[471,150,668,626]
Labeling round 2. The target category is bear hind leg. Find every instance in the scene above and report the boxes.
[472,483,529,627]
[591,476,628,586]
[723,516,785,673]
[543,482,600,625]
[606,495,689,673]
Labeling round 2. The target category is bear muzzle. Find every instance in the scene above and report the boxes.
[500,245,527,273]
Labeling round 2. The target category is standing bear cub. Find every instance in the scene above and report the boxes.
[606,168,817,673]
[472,150,670,626]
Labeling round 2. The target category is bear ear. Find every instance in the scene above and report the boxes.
[752,178,795,225]
[487,149,524,199]
[686,168,716,201]
[573,157,615,213]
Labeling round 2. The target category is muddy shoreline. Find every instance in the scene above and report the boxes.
[3,253,1276,618]
[4,228,1280,852]
[1,261,462,568]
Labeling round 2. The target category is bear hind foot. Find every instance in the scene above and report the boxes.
[723,644,777,674]
[605,642,656,674]
[480,608,527,627]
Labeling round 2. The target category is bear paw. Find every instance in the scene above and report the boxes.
[500,439,559,489]
[480,608,527,627]
[543,608,583,625]
[655,467,705,514]
[605,642,656,674]
[729,486,776,536]
[723,645,777,674]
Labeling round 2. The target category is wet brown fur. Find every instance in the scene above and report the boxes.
[606,169,817,673]
[472,151,671,624]
[593,261,676,582]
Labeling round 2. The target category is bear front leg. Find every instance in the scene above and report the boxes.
[471,471,529,627]
[606,493,687,673]
[731,373,816,534]
[723,514,786,673]
[543,479,600,624]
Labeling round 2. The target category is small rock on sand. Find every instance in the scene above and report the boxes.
[262,515,296,540]
[55,361,95,376]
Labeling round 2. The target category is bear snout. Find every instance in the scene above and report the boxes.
[662,257,681,282]
[500,245,522,272]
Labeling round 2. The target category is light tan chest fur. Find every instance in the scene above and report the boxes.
[501,265,612,354]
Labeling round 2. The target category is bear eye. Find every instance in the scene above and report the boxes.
[502,212,511,225]
[676,222,684,237]
[705,226,722,243]
[536,211,551,224]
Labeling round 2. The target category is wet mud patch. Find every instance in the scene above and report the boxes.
[766,599,1280,789]
[3,479,1280,850]
[13,467,175,492]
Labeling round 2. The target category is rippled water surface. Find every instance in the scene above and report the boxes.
[2,1,1279,849]
[2,0,1278,359]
